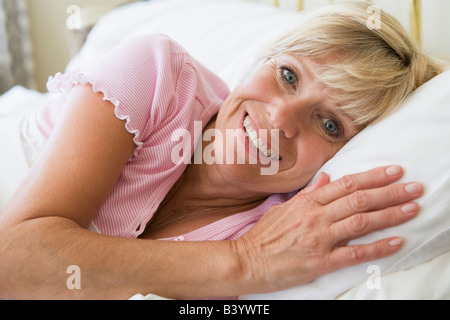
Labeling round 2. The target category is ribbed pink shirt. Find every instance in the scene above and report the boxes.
[36,34,292,241]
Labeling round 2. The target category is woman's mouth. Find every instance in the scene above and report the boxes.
[243,114,280,161]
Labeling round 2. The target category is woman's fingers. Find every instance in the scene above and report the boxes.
[328,237,404,271]
[300,172,330,194]
[319,167,423,247]
[328,202,420,244]
[305,165,405,206]
[326,181,424,222]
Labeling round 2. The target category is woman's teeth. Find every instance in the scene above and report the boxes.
[243,115,279,160]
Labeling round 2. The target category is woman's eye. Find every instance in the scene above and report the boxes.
[322,118,342,137]
[282,68,297,85]
[277,65,297,87]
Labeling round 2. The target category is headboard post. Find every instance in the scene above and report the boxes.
[272,0,303,10]
[410,0,422,47]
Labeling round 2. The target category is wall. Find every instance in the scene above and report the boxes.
[26,0,136,92]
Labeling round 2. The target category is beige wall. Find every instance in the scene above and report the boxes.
[26,0,135,92]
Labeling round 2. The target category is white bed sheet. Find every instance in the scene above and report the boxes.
[0,87,47,213]
[337,250,450,300]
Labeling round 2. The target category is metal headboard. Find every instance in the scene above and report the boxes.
[271,0,422,47]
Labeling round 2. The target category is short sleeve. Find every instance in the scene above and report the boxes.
[45,34,205,157]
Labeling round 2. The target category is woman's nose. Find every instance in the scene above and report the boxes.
[266,98,302,139]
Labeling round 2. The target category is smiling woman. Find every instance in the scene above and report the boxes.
[0,1,444,300]
[212,53,360,195]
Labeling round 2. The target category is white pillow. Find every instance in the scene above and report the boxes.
[242,70,450,300]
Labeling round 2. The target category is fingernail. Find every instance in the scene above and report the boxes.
[386,166,402,176]
[401,203,419,215]
[389,238,403,247]
[405,182,423,194]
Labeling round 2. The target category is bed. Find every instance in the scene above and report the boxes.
[1,0,449,300]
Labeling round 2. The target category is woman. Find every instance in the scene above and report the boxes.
[0,2,444,299]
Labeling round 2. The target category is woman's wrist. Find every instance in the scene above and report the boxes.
[173,240,250,299]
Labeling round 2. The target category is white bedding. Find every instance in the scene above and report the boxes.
[2,0,449,300]
[337,250,450,300]
[0,87,48,213]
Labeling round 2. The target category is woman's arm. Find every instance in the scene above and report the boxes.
[0,217,240,299]
[0,85,240,299]
[0,85,136,229]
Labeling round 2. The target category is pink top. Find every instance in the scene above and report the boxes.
[36,34,293,241]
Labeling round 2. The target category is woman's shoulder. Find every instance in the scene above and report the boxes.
[118,33,230,106]
[116,33,189,63]
[122,33,183,49]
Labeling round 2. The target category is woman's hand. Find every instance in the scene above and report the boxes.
[232,165,423,294]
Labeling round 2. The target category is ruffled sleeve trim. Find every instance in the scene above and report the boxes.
[47,72,143,158]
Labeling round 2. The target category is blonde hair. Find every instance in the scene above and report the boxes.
[254,1,446,128]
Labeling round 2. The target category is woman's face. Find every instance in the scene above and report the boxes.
[212,54,359,194]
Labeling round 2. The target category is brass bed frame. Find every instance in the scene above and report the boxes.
[271,0,422,47]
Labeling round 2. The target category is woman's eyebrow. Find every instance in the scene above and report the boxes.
[289,56,316,80]
[335,109,360,140]
[318,92,359,141]
[282,56,307,91]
